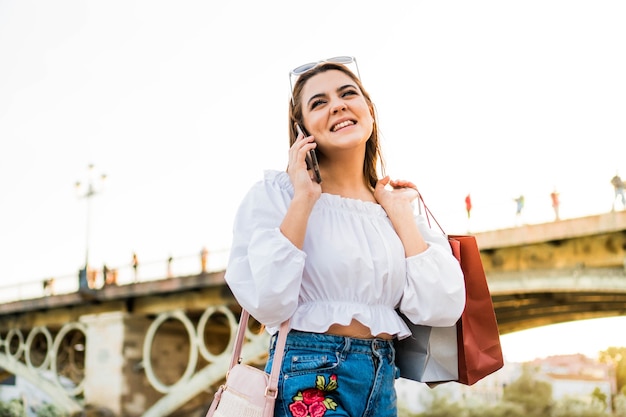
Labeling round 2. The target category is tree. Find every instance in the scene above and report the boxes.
[36,403,63,417]
[0,399,25,417]
[551,395,609,417]
[502,364,553,417]
[614,392,626,417]
[591,387,608,409]
[467,401,525,417]
[417,391,467,417]
[598,346,626,393]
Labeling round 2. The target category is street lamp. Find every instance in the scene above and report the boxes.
[75,164,106,271]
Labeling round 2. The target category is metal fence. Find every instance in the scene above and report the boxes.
[0,248,230,303]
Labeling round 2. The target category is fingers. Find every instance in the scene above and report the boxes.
[376,175,390,189]
[378,176,416,190]
[288,127,319,187]
[389,179,417,190]
[290,130,316,162]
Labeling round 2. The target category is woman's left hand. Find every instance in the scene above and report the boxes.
[374,176,428,256]
[374,176,419,209]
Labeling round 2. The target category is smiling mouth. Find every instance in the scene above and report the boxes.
[331,120,355,132]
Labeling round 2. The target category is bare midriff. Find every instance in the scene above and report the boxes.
[326,319,393,340]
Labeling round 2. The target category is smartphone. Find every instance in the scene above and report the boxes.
[296,124,322,183]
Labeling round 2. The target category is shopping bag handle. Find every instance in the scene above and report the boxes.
[416,191,446,235]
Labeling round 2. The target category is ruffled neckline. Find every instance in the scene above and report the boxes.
[266,170,387,217]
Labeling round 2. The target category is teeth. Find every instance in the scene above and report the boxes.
[333,120,354,132]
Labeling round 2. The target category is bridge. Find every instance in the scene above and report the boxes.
[0,211,625,416]
[478,210,626,333]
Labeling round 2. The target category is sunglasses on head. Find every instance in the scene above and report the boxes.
[289,56,361,103]
[290,56,359,77]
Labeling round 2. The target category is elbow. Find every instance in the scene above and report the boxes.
[436,290,466,326]
[439,271,467,325]
[255,297,298,329]
[238,292,297,329]
[399,286,466,327]
[415,273,467,327]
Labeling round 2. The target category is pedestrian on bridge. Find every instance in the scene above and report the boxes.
[550,188,560,221]
[225,56,465,417]
[611,172,626,211]
[132,252,139,282]
[514,194,525,226]
[200,246,209,273]
[465,193,472,219]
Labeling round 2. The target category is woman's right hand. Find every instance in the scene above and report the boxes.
[281,130,322,249]
[287,130,322,201]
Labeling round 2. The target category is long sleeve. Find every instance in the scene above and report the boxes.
[225,172,306,329]
[226,170,466,339]
[398,214,466,327]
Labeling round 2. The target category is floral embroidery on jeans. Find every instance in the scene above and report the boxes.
[289,374,338,417]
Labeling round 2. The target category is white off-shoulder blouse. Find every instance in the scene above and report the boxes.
[225,170,465,339]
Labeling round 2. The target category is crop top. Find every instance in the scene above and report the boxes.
[225,170,466,339]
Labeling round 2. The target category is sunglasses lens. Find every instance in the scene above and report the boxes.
[327,56,354,65]
[292,62,317,75]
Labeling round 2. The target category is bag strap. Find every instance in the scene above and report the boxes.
[417,191,446,235]
[267,319,289,405]
[228,309,251,370]
[228,309,289,411]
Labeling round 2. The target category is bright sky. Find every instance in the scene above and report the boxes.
[1,1,625,361]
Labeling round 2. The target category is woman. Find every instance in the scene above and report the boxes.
[225,57,465,417]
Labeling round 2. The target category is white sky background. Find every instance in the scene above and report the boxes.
[1,0,625,362]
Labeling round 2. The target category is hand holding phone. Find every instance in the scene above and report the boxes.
[296,124,322,183]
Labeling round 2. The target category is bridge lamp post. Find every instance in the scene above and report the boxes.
[75,164,106,272]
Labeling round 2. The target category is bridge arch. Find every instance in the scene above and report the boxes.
[0,324,85,415]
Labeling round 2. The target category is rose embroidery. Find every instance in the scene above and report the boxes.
[289,374,338,417]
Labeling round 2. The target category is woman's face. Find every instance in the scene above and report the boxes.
[300,70,373,154]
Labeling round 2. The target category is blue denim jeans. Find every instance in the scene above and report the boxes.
[266,330,399,417]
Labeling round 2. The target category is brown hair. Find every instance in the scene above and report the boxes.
[288,62,385,189]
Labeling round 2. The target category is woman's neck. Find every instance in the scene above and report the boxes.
[320,168,375,202]
[318,147,375,201]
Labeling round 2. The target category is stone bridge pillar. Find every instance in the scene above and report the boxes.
[81,312,159,416]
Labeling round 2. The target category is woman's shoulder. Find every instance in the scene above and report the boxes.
[261,170,292,190]
[262,169,289,184]
[245,170,293,198]
[236,170,294,215]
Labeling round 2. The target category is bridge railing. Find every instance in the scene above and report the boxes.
[0,248,230,304]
